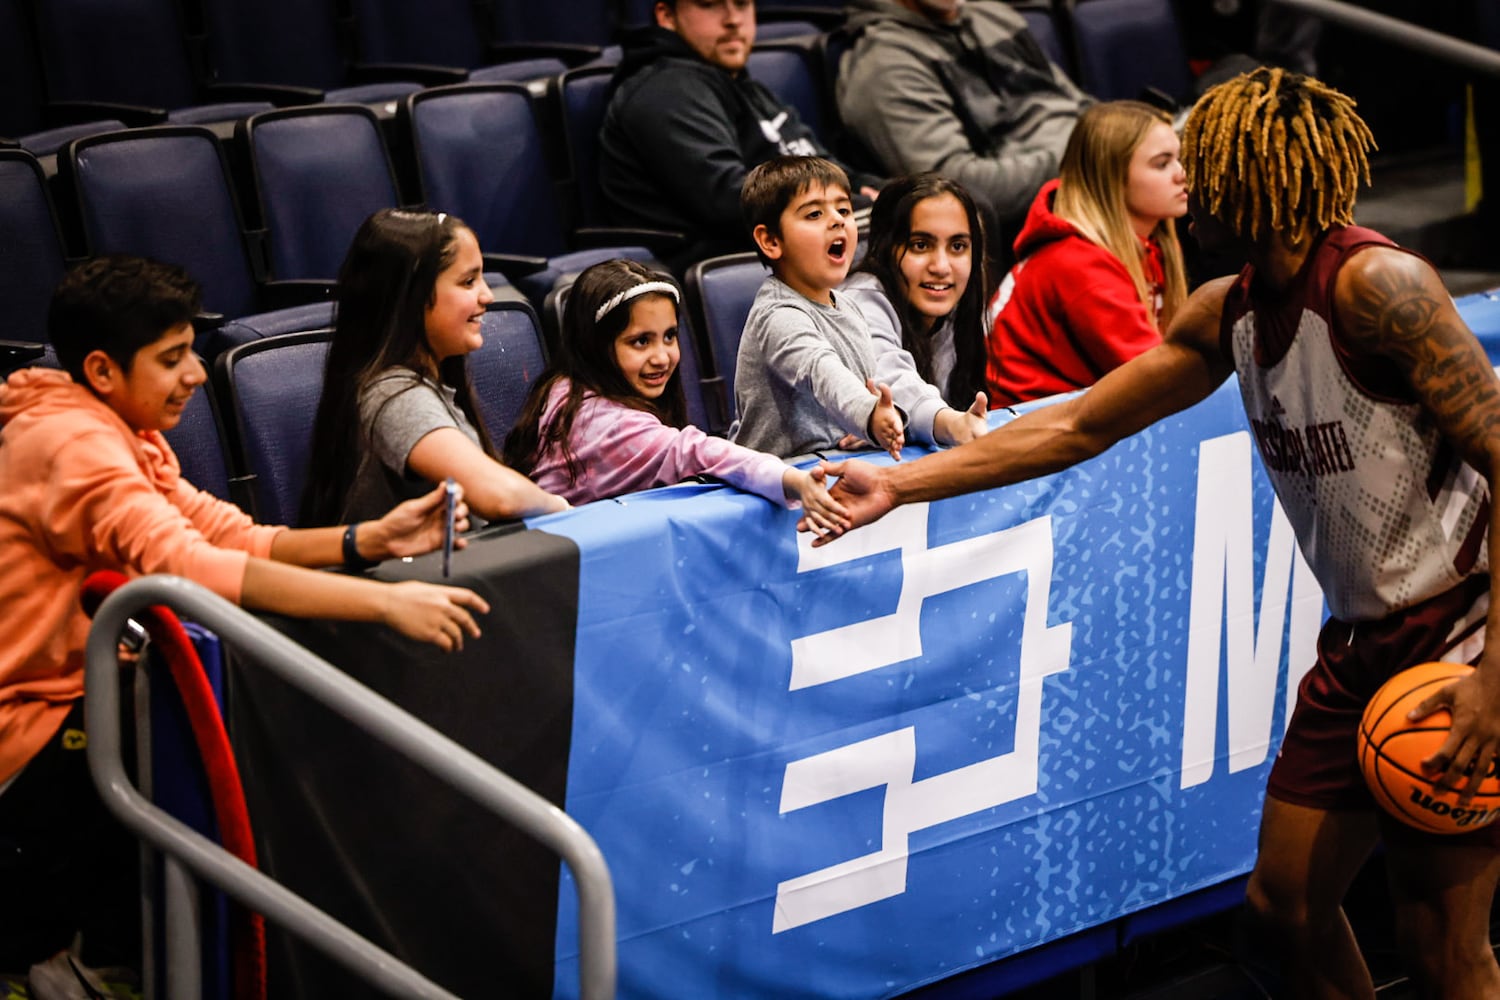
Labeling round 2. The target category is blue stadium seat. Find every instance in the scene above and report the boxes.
[491,0,615,47]
[162,373,239,507]
[0,147,70,346]
[29,0,283,126]
[402,82,658,306]
[196,0,429,105]
[0,0,127,154]
[350,0,597,81]
[240,104,403,284]
[60,125,334,333]
[467,300,551,443]
[683,251,771,434]
[217,332,331,527]
[469,57,571,86]
[1020,6,1071,78]
[747,40,828,139]
[553,66,618,231]
[199,301,336,381]
[1069,0,1192,104]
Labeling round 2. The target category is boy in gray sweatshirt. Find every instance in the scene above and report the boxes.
[730,156,905,460]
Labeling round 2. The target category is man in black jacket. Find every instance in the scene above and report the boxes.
[599,0,880,272]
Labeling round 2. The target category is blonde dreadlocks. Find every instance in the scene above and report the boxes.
[1182,67,1376,245]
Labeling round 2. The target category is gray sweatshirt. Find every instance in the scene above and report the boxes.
[840,272,952,446]
[837,0,1090,230]
[730,276,885,459]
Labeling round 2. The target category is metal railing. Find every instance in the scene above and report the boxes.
[1269,0,1500,78]
[85,574,615,1000]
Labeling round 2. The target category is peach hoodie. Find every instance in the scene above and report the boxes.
[0,368,282,785]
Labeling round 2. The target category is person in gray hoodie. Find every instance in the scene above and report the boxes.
[837,0,1090,244]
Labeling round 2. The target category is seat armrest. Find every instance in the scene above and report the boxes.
[481,253,550,280]
[204,82,324,107]
[258,280,338,311]
[48,100,168,127]
[572,226,688,257]
[484,42,602,68]
[349,62,470,86]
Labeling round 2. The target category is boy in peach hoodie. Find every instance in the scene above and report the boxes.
[0,256,489,981]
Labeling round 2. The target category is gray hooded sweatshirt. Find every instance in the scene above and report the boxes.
[837,0,1090,231]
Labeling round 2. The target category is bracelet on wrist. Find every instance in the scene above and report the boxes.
[342,522,379,570]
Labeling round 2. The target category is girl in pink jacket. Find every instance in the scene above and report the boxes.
[504,260,847,538]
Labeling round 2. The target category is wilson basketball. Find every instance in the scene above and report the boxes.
[1358,662,1500,835]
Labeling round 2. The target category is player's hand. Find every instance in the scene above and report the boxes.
[789,465,849,540]
[796,459,895,546]
[380,581,489,652]
[866,379,904,461]
[1410,660,1500,803]
[375,481,472,559]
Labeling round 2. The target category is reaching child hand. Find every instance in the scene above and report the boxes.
[865,379,904,461]
[935,391,991,446]
[380,581,490,652]
[372,481,473,559]
[787,465,849,539]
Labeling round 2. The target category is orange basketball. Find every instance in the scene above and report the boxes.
[1358,661,1500,835]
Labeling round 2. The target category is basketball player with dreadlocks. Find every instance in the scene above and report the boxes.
[806,67,1500,997]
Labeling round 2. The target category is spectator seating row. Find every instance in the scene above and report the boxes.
[0,65,680,353]
[0,0,854,154]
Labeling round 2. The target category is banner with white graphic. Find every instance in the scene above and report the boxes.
[547,379,1325,999]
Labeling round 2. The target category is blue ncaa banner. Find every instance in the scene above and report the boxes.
[546,378,1326,999]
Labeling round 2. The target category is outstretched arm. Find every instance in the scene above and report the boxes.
[806,277,1238,539]
[1345,249,1500,798]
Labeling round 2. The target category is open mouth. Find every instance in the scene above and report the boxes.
[828,239,847,262]
[920,282,954,293]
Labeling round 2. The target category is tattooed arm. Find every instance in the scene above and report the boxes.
[1336,247,1500,798]
[807,277,1241,540]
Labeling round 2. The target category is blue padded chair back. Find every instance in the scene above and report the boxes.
[405,83,567,258]
[469,57,570,85]
[467,301,549,442]
[198,301,336,369]
[0,149,69,345]
[350,0,487,70]
[162,374,237,505]
[756,20,823,41]
[64,126,262,319]
[556,66,616,229]
[31,0,201,111]
[1070,0,1191,103]
[243,105,402,282]
[747,43,826,140]
[492,0,613,46]
[1020,8,1070,78]
[199,0,346,91]
[684,252,770,430]
[674,312,711,433]
[219,332,331,527]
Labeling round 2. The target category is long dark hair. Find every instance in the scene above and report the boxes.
[504,259,687,486]
[853,174,989,407]
[299,209,497,526]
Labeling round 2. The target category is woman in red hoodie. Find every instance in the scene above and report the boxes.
[985,101,1190,406]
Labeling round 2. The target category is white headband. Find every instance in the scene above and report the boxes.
[594,280,679,324]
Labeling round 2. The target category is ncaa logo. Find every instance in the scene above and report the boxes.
[773,503,1072,932]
